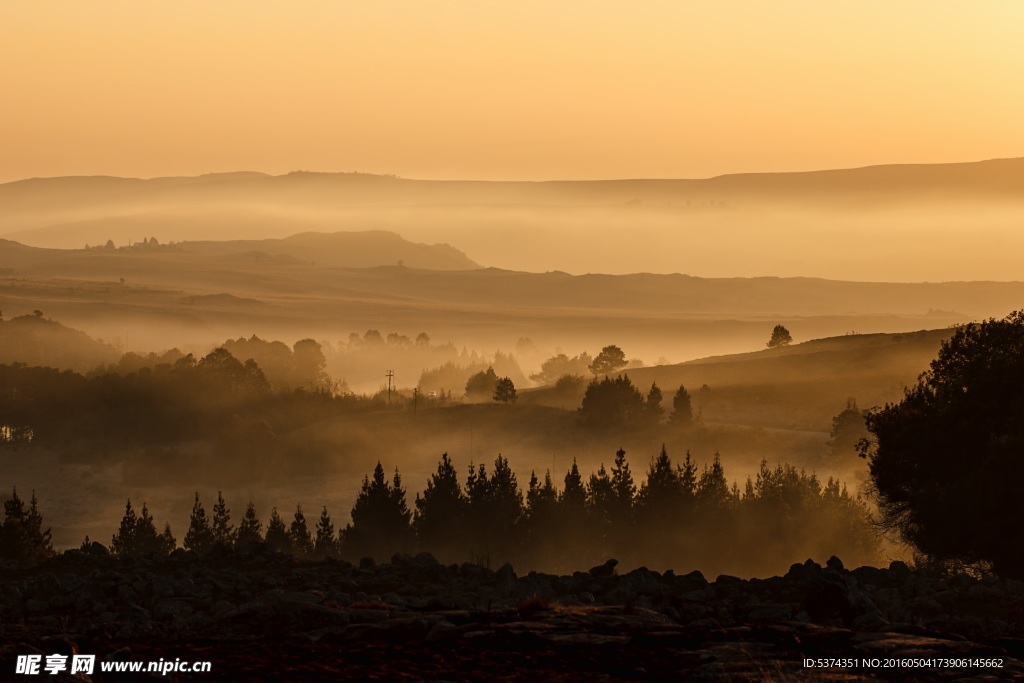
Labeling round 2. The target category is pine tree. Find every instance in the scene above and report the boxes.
[314,506,336,557]
[290,504,314,555]
[183,493,215,554]
[159,522,177,554]
[264,507,291,552]
[610,448,636,512]
[22,491,53,561]
[211,491,235,547]
[342,462,412,560]
[670,385,693,426]
[110,499,139,557]
[696,451,731,510]
[413,453,467,560]
[644,382,664,424]
[134,503,163,554]
[236,501,263,549]
[561,458,586,510]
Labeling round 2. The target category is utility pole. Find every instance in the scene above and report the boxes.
[386,370,394,405]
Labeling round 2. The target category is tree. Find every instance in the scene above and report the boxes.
[767,324,793,348]
[493,376,517,404]
[342,462,413,560]
[290,505,314,555]
[530,352,592,385]
[669,384,693,426]
[264,507,291,552]
[465,367,498,400]
[1,489,53,562]
[644,382,664,424]
[236,501,263,549]
[580,375,645,427]
[827,398,869,457]
[184,493,215,554]
[211,491,235,547]
[588,345,627,377]
[111,499,171,557]
[414,453,468,560]
[314,506,337,557]
[862,311,1024,577]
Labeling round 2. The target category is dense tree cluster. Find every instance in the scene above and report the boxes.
[44,447,876,577]
[0,488,53,562]
[863,311,1024,577]
[580,376,694,428]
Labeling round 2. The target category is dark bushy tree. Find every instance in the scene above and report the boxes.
[588,345,627,377]
[767,324,793,348]
[493,376,517,404]
[644,382,664,424]
[111,500,173,556]
[827,398,868,457]
[863,311,1024,577]
[580,375,645,427]
[465,366,499,400]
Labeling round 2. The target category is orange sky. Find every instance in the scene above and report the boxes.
[2,1,1023,182]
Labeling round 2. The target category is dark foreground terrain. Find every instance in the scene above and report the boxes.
[3,549,1024,682]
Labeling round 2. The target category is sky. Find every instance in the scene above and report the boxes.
[2,1,1024,183]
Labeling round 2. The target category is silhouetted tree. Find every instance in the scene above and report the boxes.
[493,376,517,404]
[767,324,793,348]
[1,488,53,562]
[236,501,263,549]
[530,352,592,385]
[644,382,664,424]
[314,506,336,557]
[465,366,498,400]
[580,375,645,427]
[465,454,523,566]
[827,398,868,457]
[111,500,170,557]
[264,507,291,552]
[588,345,627,377]
[863,311,1024,577]
[211,491,235,548]
[342,462,413,560]
[669,384,693,426]
[184,493,215,554]
[290,505,314,555]
[414,453,468,560]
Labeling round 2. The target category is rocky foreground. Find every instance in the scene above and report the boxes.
[3,547,1024,681]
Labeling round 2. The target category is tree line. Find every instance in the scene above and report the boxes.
[4,448,878,577]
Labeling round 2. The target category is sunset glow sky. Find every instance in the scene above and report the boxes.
[3,1,1023,182]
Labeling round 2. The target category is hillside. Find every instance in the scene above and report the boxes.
[4,159,1024,280]
[528,329,951,433]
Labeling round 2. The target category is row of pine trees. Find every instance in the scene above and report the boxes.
[57,447,879,575]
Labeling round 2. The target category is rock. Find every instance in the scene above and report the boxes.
[153,599,193,620]
[32,573,62,600]
[748,604,794,622]
[589,559,618,577]
[826,556,845,572]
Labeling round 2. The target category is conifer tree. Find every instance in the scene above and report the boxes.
[264,507,291,552]
[290,504,314,555]
[236,501,263,549]
[211,491,235,547]
[644,382,664,424]
[159,522,177,554]
[184,493,215,554]
[21,490,53,561]
[670,384,694,426]
[696,451,731,510]
[314,506,336,557]
[342,462,413,560]
[110,499,138,557]
[413,453,467,560]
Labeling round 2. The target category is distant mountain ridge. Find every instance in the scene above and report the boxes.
[3,158,1024,219]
